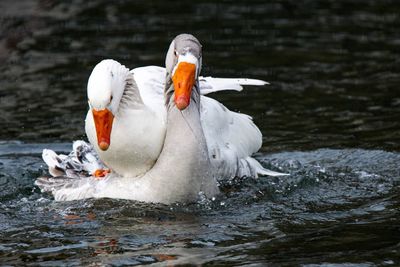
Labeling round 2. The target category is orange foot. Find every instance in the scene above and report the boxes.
[93,169,111,180]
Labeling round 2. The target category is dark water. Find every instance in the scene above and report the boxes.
[1,0,400,266]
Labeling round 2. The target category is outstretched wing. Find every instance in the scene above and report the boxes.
[201,97,287,179]
[199,77,268,95]
[132,65,268,97]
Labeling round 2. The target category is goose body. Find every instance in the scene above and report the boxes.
[36,34,286,204]
[85,64,166,177]
[84,60,273,179]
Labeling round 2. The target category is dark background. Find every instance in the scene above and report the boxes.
[1,0,399,152]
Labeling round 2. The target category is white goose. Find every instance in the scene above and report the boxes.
[36,34,286,203]
[83,60,270,178]
[84,61,166,178]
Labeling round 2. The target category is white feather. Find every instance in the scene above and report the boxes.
[130,66,165,115]
[199,77,269,95]
[130,65,269,96]
[201,97,287,179]
[37,57,285,203]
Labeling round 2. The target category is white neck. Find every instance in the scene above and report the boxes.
[140,81,218,203]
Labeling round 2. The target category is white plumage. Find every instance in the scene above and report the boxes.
[84,61,279,180]
[36,34,287,204]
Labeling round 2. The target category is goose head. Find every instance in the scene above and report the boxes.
[165,34,202,110]
[87,59,130,151]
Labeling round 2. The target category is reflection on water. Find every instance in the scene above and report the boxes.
[0,0,400,265]
[0,143,399,265]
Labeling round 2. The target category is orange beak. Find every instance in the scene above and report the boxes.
[92,109,114,151]
[172,61,196,110]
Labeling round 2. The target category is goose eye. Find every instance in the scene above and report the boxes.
[174,50,177,57]
[110,96,113,102]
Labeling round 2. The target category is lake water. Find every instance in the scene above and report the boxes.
[0,0,399,266]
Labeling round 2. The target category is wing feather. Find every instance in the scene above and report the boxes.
[131,66,166,116]
[201,97,287,179]
[131,66,268,98]
[199,77,269,95]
